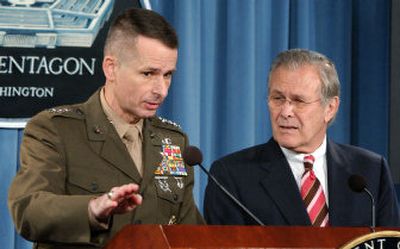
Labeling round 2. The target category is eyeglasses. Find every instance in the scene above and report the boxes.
[268,95,321,111]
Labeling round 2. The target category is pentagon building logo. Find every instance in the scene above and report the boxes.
[0,0,115,48]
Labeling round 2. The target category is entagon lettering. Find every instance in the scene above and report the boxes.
[0,56,96,75]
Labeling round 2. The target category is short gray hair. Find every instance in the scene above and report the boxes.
[268,48,340,106]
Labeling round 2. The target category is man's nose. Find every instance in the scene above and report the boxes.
[280,100,295,117]
[152,77,170,97]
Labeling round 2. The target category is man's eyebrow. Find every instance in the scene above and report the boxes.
[269,91,306,100]
[141,67,176,73]
[141,67,159,72]
[269,89,283,95]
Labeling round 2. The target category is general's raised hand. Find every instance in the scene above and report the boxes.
[89,183,143,222]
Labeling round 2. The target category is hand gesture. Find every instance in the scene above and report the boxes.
[89,183,143,222]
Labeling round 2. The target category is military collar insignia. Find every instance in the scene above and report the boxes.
[154,137,188,176]
[162,137,172,145]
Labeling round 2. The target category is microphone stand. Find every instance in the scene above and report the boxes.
[363,187,376,232]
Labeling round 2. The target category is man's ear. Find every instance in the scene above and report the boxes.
[325,96,340,123]
[103,56,117,81]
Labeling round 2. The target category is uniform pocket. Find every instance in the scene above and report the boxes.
[67,165,119,194]
[154,176,184,204]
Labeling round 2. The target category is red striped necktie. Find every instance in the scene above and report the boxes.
[300,155,329,227]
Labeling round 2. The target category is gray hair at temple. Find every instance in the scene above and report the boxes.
[268,49,341,107]
[104,8,178,58]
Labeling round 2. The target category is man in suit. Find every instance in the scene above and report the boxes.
[204,49,400,227]
[8,8,203,249]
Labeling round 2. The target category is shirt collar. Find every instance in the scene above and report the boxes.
[280,136,327,164]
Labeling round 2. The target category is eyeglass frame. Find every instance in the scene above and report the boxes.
[268,95,322,111]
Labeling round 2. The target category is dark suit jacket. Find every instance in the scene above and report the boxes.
[204,138,400,227]
[8,90,203,249]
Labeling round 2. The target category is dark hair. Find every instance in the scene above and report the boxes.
[104,8,178,55]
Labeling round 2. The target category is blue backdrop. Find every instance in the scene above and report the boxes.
[0,0,394,248]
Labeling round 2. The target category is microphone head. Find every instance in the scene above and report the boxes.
[348,174,367,193]
[182,146,203,166]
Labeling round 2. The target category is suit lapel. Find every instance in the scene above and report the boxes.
[259,140,311,225]
[326,140,353,226]
[82,90,142,183]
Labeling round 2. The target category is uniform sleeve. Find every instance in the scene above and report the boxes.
[7,112,103,245]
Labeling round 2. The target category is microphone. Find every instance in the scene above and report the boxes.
[182,146,265,226]
[348,174,376,231]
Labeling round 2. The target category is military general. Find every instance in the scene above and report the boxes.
[8,8,204,249]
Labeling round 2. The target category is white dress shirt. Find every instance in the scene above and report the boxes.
[280,136,329,206]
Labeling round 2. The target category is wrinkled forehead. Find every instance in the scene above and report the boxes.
[268,65,322,92]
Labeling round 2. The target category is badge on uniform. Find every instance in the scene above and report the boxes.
[154,137,188,176]
[155,176,172,192]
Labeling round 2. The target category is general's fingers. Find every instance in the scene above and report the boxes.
[113,193,143,213]
[89,183,141,220]
[107,184,140,202]
[89,194,118,221]
[128,192,143,205]
[119,193,143,208]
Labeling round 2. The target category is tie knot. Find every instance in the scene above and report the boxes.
[303,155,315,171]
[123,126,140,142]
